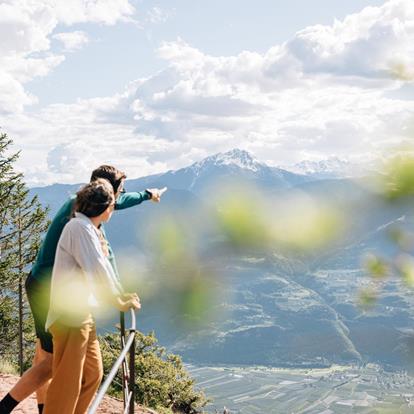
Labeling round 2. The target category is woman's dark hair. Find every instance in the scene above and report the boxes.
[90,165,126,195]
[74,179,115,218]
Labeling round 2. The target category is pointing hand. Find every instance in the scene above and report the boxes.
[147,187,168,203]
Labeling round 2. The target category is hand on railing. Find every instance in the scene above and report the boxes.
[115,293,141,312]
[123,292,139,301]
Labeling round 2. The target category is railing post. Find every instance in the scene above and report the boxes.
[87,309,136,414]
[120,311,125,339]
[120,311,127,409]
[129,326,136,414]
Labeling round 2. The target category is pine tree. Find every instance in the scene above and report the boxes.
[9,182,49,373]
[0,132,21,268]
[0,132,21,364]
[0,132,49,373]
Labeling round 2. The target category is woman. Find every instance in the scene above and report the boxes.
[43,179,140,414]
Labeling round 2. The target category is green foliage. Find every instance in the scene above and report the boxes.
[358,287,377,310]
[215,189,344,252]
[379,155,414,200]
[100,331,208,413]
[395,253,414,287]
[363,154,414,304]
[364,254,389,279]
[0,132,49,371]
[390,61,414,81]
[216,192,270,250]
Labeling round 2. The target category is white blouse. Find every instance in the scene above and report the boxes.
[46,212,122,329]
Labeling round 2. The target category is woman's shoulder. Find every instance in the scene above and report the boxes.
[65,215,95,234]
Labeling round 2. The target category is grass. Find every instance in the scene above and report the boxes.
[0,358,18,375]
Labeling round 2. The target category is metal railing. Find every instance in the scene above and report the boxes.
[88,309,136,414]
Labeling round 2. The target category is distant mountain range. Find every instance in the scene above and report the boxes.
[31,149,312,216]
[30,149,414,370]
[284,156,374,180]
[30,149,367,209]
[128,148,311,196]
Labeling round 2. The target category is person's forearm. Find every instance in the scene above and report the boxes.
[115,191,151,210]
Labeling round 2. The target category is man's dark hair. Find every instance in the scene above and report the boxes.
[90,165,126,195]
[74,179,114,218]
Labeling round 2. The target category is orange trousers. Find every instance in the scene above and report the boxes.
[44,322,103,414]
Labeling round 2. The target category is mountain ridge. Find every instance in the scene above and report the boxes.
[30,148,359,192]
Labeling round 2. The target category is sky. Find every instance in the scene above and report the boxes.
[1,0,414,186]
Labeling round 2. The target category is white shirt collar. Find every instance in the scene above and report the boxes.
[74,212,101,230]
[74,211,91,222]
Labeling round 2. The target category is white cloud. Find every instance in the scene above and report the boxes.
[53,31,89,51]
[3,97,170,185]
[146,6,171,24]
[4,0,414,185]
[125,0,414,162]
[0,72,36,113]
[0,0,135,113]
[39,0,135,26]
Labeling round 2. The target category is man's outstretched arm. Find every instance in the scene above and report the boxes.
[115,190,152,210]
[115,187,167,210]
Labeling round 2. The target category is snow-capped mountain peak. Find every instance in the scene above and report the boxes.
[285,157,367,179]
[293,157,349,174]
[192,149,263,172]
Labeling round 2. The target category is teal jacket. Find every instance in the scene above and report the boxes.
[29,191,151,284]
